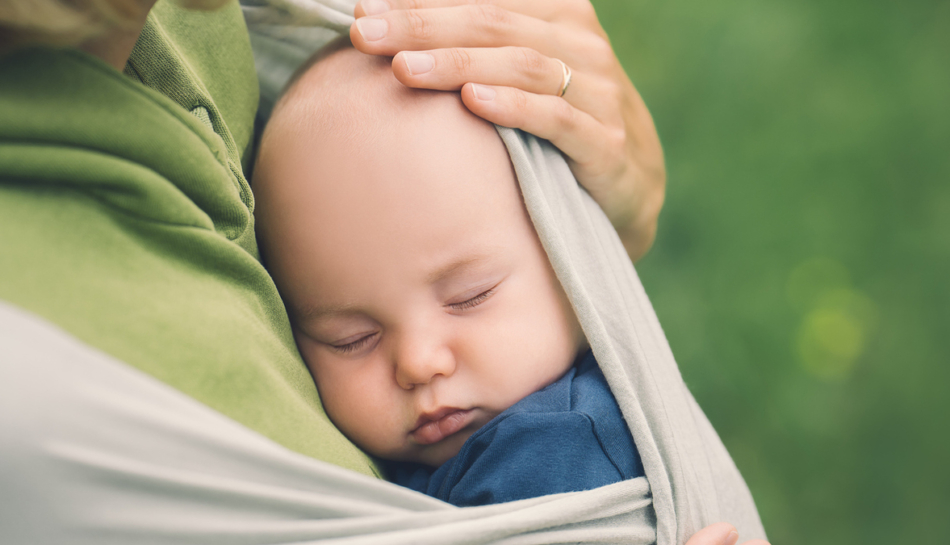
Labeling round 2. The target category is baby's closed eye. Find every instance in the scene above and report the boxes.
[330,332,380,354]
[445,284,499,312]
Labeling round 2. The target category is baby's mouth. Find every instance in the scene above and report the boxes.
[411,408,474,445]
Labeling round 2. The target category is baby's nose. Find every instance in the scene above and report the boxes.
[394,342,457,390]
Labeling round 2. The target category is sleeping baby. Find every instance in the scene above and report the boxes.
[252,41,643,507]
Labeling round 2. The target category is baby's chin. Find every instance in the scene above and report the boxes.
[397,427,477,468]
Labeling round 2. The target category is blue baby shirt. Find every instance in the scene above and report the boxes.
[386,350,643,506]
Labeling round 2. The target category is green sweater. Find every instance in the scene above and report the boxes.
[0,0,377,477]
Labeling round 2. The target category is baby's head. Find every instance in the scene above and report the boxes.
[254,44,585,467]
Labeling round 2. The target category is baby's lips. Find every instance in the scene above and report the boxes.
[411,409,473,445]
[411,406,462,431]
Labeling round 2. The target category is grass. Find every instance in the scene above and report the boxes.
[592,0,950,542]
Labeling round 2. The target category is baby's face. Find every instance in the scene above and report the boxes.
[255,60,583,467]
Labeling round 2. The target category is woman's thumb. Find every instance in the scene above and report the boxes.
[684,523,740,545]
[683,522,771,545]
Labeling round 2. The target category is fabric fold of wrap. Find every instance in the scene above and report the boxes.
[1,302,657,544]
[497,127,766,543]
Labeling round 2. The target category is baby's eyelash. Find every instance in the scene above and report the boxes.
[448,287,496,311]
[332,333,377,354]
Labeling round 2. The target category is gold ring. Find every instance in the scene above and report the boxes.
[556,59,572,97]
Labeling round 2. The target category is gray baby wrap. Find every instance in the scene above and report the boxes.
[0,2,766,543]
[0,129,765,543]
[0,128,766,545]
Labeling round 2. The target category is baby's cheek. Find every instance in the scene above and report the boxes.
[310,358,397,454]
[493,289,577,396]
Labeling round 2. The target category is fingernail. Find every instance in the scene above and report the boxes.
[403,52,434,75]
[724,531,739,545]
[471,84,496,101]
[360,0,390,15]
[355,18,388,41]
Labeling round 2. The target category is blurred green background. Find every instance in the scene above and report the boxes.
[591,0,949,542]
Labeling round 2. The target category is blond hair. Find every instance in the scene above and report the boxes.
[0,0,139,54]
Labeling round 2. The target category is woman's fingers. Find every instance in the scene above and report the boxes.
[355,0,596,26]
[460,82,624,180]
[350,4,605,69]
[392,47,562,94]
[352,5,547,52]
[391,47,621,122]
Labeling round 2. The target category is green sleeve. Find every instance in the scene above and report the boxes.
[0,0,378,477]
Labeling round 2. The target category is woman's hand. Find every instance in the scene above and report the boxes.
[686,522,771,545]
[349,0,666,261]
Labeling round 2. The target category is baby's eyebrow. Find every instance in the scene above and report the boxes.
[297,302,358,320]
[426,255,490,285]
[297,255,496,319]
